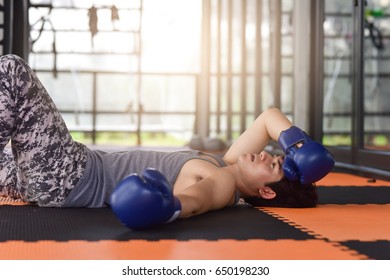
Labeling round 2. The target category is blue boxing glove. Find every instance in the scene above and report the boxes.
[278,126,335,184]
[110,168,181,230]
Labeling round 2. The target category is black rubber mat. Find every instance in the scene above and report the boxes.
[0,204,313,242]
[317,186,390,204]
[341,240,390,260]
[1,172,389,260]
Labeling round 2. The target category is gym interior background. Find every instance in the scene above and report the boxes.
[1,0,390,179]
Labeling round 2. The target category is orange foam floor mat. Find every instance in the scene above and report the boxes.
[0,172,389,260]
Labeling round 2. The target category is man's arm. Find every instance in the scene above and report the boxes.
[175,168,237,218]
[110,168,237,229]
[223,107,292,164]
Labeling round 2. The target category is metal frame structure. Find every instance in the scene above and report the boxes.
[201,0,293,142]
[0,0,13,54]
[17,0,295,146]
[311,0,390,179]
[1,0,29,59]
[309,0,325,141]
[1,0,388,179]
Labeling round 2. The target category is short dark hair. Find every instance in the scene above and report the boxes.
[244,177,318,208]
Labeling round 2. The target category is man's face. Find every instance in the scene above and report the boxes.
[237,151,284,197]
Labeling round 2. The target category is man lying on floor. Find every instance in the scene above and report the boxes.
[0,54,335,230]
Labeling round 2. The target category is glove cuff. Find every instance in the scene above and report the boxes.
[166,196,182,223]
[278,126,311,151]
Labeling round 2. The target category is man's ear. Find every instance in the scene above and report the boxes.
[258,186,276,200]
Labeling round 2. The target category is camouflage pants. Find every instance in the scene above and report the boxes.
[0,54,87,207]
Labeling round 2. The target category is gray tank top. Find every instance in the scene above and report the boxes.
[62,149,238,208]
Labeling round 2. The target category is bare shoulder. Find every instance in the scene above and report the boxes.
[173,158,233,193]
[174,161,237,217]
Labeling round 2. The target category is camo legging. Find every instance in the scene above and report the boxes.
[0,54,87,207]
